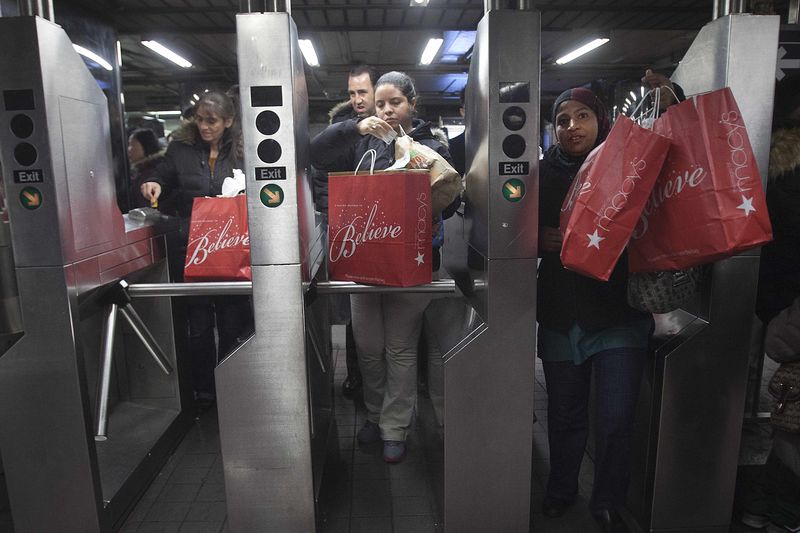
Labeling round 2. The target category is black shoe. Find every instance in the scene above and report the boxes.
[542,497,574,518]
[342,375,362,398]
[592,510,629,533]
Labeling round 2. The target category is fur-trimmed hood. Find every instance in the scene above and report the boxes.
[131,150,166,170]
[770,127,800,180]
[169,121,243,161]
[328,100,355,124]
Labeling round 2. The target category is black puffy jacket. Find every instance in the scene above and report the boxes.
[537,144,650,333]
[142,130,243,224]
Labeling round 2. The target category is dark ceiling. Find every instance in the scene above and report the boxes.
[54,0,790,116]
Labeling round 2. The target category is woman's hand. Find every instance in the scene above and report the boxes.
[140,181,162,203]
[539,226,563,253]
[357,116,395,140]
[641,69,676,109]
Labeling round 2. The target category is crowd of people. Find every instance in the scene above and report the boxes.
[126,62,799,533]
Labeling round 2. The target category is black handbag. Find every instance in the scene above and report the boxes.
[769,361,800,433]
[627,268,701,314]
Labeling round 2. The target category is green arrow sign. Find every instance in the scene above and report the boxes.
[20,186,42,210]
[260,184,284,208]
[502,178,525,202]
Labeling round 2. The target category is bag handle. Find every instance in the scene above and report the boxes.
[355,149,377,175]
[632,85,682,126]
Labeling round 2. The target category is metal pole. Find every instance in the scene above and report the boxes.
[713,0,731,19]
[126,279,459,297]
[17,0,34,16]
[790,0,799,24]
[118,304,173,375]
[43,0,53,21]
[732,0,747,13]
[94,304,118,441]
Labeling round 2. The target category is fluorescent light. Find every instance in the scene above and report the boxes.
[116,40,122,67]
[141,40,192,68]
[73,44,113,71]
[629,90,637,101]
[192,93,200,100]
[145,110,182,116]
[298,39,319,66]
[641,86,645,97]
[555,38,610,65]
[624,98,631,106]
[420,38,444,65]
[410,0,430,6]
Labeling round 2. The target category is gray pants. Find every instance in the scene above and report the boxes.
[351,292,438,441]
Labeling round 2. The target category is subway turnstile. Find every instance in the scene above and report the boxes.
[0,16,192,533]
[626,14,780,533]
[220,4,541,532]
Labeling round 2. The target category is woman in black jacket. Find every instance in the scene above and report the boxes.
[311,71,454,464]
[127,128,164,210]
[140,91,251,411]
[537,86,656,533]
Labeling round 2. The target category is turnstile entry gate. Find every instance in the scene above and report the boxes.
[626,14,780,533]
[219,2,540,532]
[0,16,192,533]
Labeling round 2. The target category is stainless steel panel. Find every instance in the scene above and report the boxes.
[626,14,780,533]
[0,267,103,533]
[59,96,120,253]
[216,264,316,533]
[0,16,125,268]
[671,14,779,186]
[465,10,540,261]
[237,12,322,277]
[0,221,22,341]
[444,258,537,532]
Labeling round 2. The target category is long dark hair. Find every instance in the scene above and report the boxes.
[171,91,243,159]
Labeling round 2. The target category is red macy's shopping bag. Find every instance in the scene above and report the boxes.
[328,169,432,287]
[628,87,772,271]
[184,195,251,281]
[560,115,670,281]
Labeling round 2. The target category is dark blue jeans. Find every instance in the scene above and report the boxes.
[187,295,252,397]
[542,346,646,514]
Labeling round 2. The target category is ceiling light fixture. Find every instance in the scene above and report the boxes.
[410,0,430,6]
[116,40,123,67]
[141,40,192,68]
[144,110,182,116]
[624,98,631,106]
[298,39,320,66]
[629,90,637,101]
[641,86,645,97]
[73,44,113,71]
[420,38,444,65]
[192,93,200,100]
[555,38,610,65]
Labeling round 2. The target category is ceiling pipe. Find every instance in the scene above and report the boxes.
[239,0,289,14]
[17,0,53,21]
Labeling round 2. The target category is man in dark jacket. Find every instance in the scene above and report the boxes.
[311,64,380,400]
[312,64,379,215]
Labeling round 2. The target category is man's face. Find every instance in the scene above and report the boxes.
[348,73,375,118]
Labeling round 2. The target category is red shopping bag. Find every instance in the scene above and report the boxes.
[560,115,670,281]
[184,195,251,281]
[328,169,432,287]
[628,87,772,271]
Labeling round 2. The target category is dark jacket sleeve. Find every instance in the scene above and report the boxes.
[310,119,361,171]
[144,142,179,192]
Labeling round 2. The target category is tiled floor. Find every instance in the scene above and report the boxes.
[0,324,782,532]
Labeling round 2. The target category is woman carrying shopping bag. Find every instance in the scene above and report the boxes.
[311,71,458,463]
[536,76,678,532]
[139,91,252,413]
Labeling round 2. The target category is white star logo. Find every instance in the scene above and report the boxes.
[737,195,756,216]
[587,229,605,250]
[414,252,425,265]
